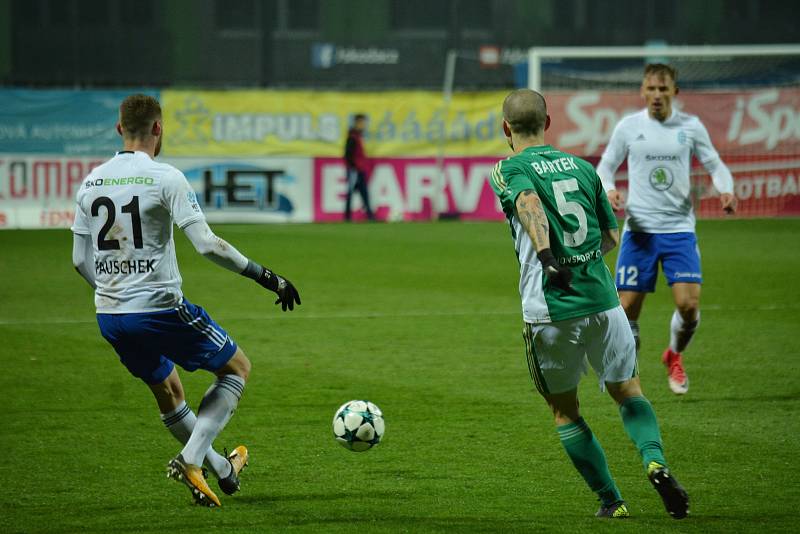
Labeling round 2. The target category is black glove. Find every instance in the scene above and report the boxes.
[255,267,301,311]
[537,248,572,291]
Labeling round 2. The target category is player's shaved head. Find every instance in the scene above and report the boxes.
[503,89,548,137]
[119,94,162,140]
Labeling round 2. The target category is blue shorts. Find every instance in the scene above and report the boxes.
[97,299,238,385]
[615,231,702,292]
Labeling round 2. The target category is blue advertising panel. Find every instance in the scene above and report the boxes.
[0,89,160,154]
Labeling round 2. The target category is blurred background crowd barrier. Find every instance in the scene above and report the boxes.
[0,0,798,227]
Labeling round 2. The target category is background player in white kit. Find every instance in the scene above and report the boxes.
[597,64,737,395]
[71,94,301,507]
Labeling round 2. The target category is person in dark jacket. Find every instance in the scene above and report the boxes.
[343,114,375,221]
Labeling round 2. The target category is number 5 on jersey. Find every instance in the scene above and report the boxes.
[552,179,588,247]
[91,196,144,250]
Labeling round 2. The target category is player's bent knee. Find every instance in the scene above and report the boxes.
[543,389,580,424]
[606,377,643,405]
[676,299,699,320]
[673,283,701,319]
[156,368,183,394]
[217,347,251,382]
[149,369,186,412]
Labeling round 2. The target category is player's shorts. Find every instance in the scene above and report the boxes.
[615,231,702,292]
[522,305,637,395]
[96,298,237,385]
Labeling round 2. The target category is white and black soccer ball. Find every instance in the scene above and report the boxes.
[332,400,385,452]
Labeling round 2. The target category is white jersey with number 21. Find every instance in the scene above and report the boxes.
[597,109,734,234]
[71,151,204,314]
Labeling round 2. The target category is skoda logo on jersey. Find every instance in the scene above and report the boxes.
[649,167,674,191]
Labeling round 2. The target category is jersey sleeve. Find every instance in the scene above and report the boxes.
[692,119,722,165]
[692,119,735,194]
[596,119,628,192]
[71,190,90,235]
[162,169,205,229]
[490,159,535,215]
[593,170,618,231]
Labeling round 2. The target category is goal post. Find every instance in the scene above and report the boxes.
[527,44,800,92]
[526,44,800,218]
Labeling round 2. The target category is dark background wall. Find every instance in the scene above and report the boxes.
[2,0,796,89]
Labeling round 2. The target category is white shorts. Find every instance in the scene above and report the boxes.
[522,305,637,395]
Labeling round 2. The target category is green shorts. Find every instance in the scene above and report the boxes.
[523,305,637,395]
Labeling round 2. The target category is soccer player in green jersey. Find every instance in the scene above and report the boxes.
[490,89,689,519]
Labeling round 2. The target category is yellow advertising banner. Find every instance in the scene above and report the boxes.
[161,90,510,157]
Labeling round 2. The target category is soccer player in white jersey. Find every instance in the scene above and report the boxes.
[71,94,301,507]
[597,64,737,395]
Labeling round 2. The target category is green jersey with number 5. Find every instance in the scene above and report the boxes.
[490,145,619,324]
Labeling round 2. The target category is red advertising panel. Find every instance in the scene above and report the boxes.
[0,155,104,228]
[313,156,800,222]
[314,157,505,222]
[545,88,800,158]
[695,159,800,218]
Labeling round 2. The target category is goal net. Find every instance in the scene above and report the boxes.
[527,45,800,218]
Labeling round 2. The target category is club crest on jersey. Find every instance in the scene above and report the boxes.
[649,167,674,191]
[187,190,201,212]
[677,130,688,145]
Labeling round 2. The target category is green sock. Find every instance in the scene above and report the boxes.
[619,396,667,470]
[557,418,622,506]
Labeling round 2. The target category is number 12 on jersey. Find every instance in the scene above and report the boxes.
[90,196,144,250]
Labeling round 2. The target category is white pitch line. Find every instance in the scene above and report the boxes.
[0,304,797,326]
[0,310,516,326]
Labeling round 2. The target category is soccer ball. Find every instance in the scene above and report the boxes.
[332,400,385,452]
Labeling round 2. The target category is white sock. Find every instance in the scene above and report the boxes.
[669,310,700,353]
[180,375,245,468]
[162,400,233,478]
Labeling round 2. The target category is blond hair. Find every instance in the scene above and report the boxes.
[119,94,162,139]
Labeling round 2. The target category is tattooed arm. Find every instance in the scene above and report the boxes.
[514,189,550,252]
[515,189,573,291]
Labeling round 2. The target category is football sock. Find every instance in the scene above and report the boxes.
[180,375,245,468]
[669,310,699,353]
[161,401,232,479]
[619,396,667,470]
[628,320,641,354]
[557,418,623,506]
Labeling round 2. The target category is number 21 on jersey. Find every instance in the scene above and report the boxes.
[90,196,144,250]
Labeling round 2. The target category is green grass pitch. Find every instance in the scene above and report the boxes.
[1,219,799,533]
